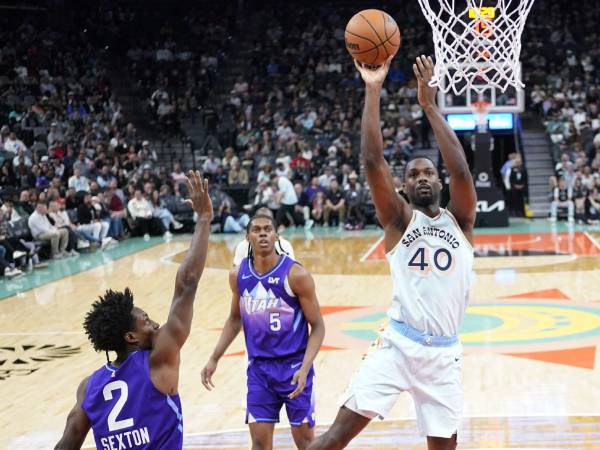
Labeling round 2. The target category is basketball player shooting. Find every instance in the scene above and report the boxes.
[54,171,213,450]
[201,214,325,450]
[308,55,476,450]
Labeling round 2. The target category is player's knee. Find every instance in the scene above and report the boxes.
[294,436,313,450]
[250,433,273,450]
[427,434,457,450]
[308,430,347,450]
[250,439,272,450]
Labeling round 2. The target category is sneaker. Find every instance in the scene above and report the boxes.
[173,221,184,230]
[13,250,27,259]
[548,217,557,222]
[33,262,49,269]
[52,253,64,260]
[304,219,314,230]
[69,250,80,257]
[163,231,173,239]
[143,233,150,241]
[5,267,24,278]
[77,240,90,249]
[568,217,575,223]
[101,237,113,250]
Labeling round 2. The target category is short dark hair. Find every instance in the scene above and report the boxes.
[246,214,278,233]
[83,289,135,353]
[403,156,438,177]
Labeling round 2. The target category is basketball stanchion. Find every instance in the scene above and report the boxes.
[471,98,492,133]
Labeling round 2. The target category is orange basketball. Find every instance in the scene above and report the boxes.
[345,9,401,66]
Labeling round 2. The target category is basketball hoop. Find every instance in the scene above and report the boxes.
[471,99,492,133]
[417,0,535,95]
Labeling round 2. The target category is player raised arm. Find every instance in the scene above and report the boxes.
[355,57,413,250]
[287,264,325,399]
[413,55,477,241]
[150,171,213,378]
[201,266,243,390]
[54,377,91,450]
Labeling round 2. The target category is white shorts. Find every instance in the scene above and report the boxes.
[340,322,464,438]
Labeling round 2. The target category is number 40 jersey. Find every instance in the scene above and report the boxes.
[82,350,183,450]
[386,208,474,337]
[237,255,309,360]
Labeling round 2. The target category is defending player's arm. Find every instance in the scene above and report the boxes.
[151,172,213,367]
[287,264,325,399]
[413,56,477,241]
[201,266,242,390]
[54,377,91,450]
[354,57,413,249]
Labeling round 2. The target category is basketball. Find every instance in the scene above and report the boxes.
[345,9,401,66]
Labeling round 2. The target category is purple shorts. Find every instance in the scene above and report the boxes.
[246,354,315,427]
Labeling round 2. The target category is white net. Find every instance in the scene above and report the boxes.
[417,0,535,95]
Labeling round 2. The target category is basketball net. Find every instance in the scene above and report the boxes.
[416,0,535,95]
[470,99,492,133]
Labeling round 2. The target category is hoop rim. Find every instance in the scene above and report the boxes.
[471,100,492,113]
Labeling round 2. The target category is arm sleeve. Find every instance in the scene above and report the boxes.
[28,215,41,237]
[127,200,138,219]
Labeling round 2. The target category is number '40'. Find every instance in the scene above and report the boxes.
[408,247,452,272]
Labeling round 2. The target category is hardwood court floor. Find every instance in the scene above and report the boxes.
[1,221,600,449]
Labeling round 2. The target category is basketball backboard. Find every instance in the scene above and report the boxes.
[438,62,525,114]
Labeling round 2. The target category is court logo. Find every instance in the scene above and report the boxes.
[328,299,600,369]
[0,344,81,381]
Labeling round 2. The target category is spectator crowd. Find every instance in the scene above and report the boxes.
[524,0,600,223]
[0,7,198,279]
[125,5,235,137]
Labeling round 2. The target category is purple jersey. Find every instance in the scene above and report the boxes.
[238,255,308,359]
[82,350,183,450]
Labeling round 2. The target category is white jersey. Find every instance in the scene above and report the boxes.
[386,208,474,336]
[232,237,295,266]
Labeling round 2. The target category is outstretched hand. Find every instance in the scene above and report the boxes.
[184,170,213,222]
[354,55,394,88]
[413,55,438,109]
